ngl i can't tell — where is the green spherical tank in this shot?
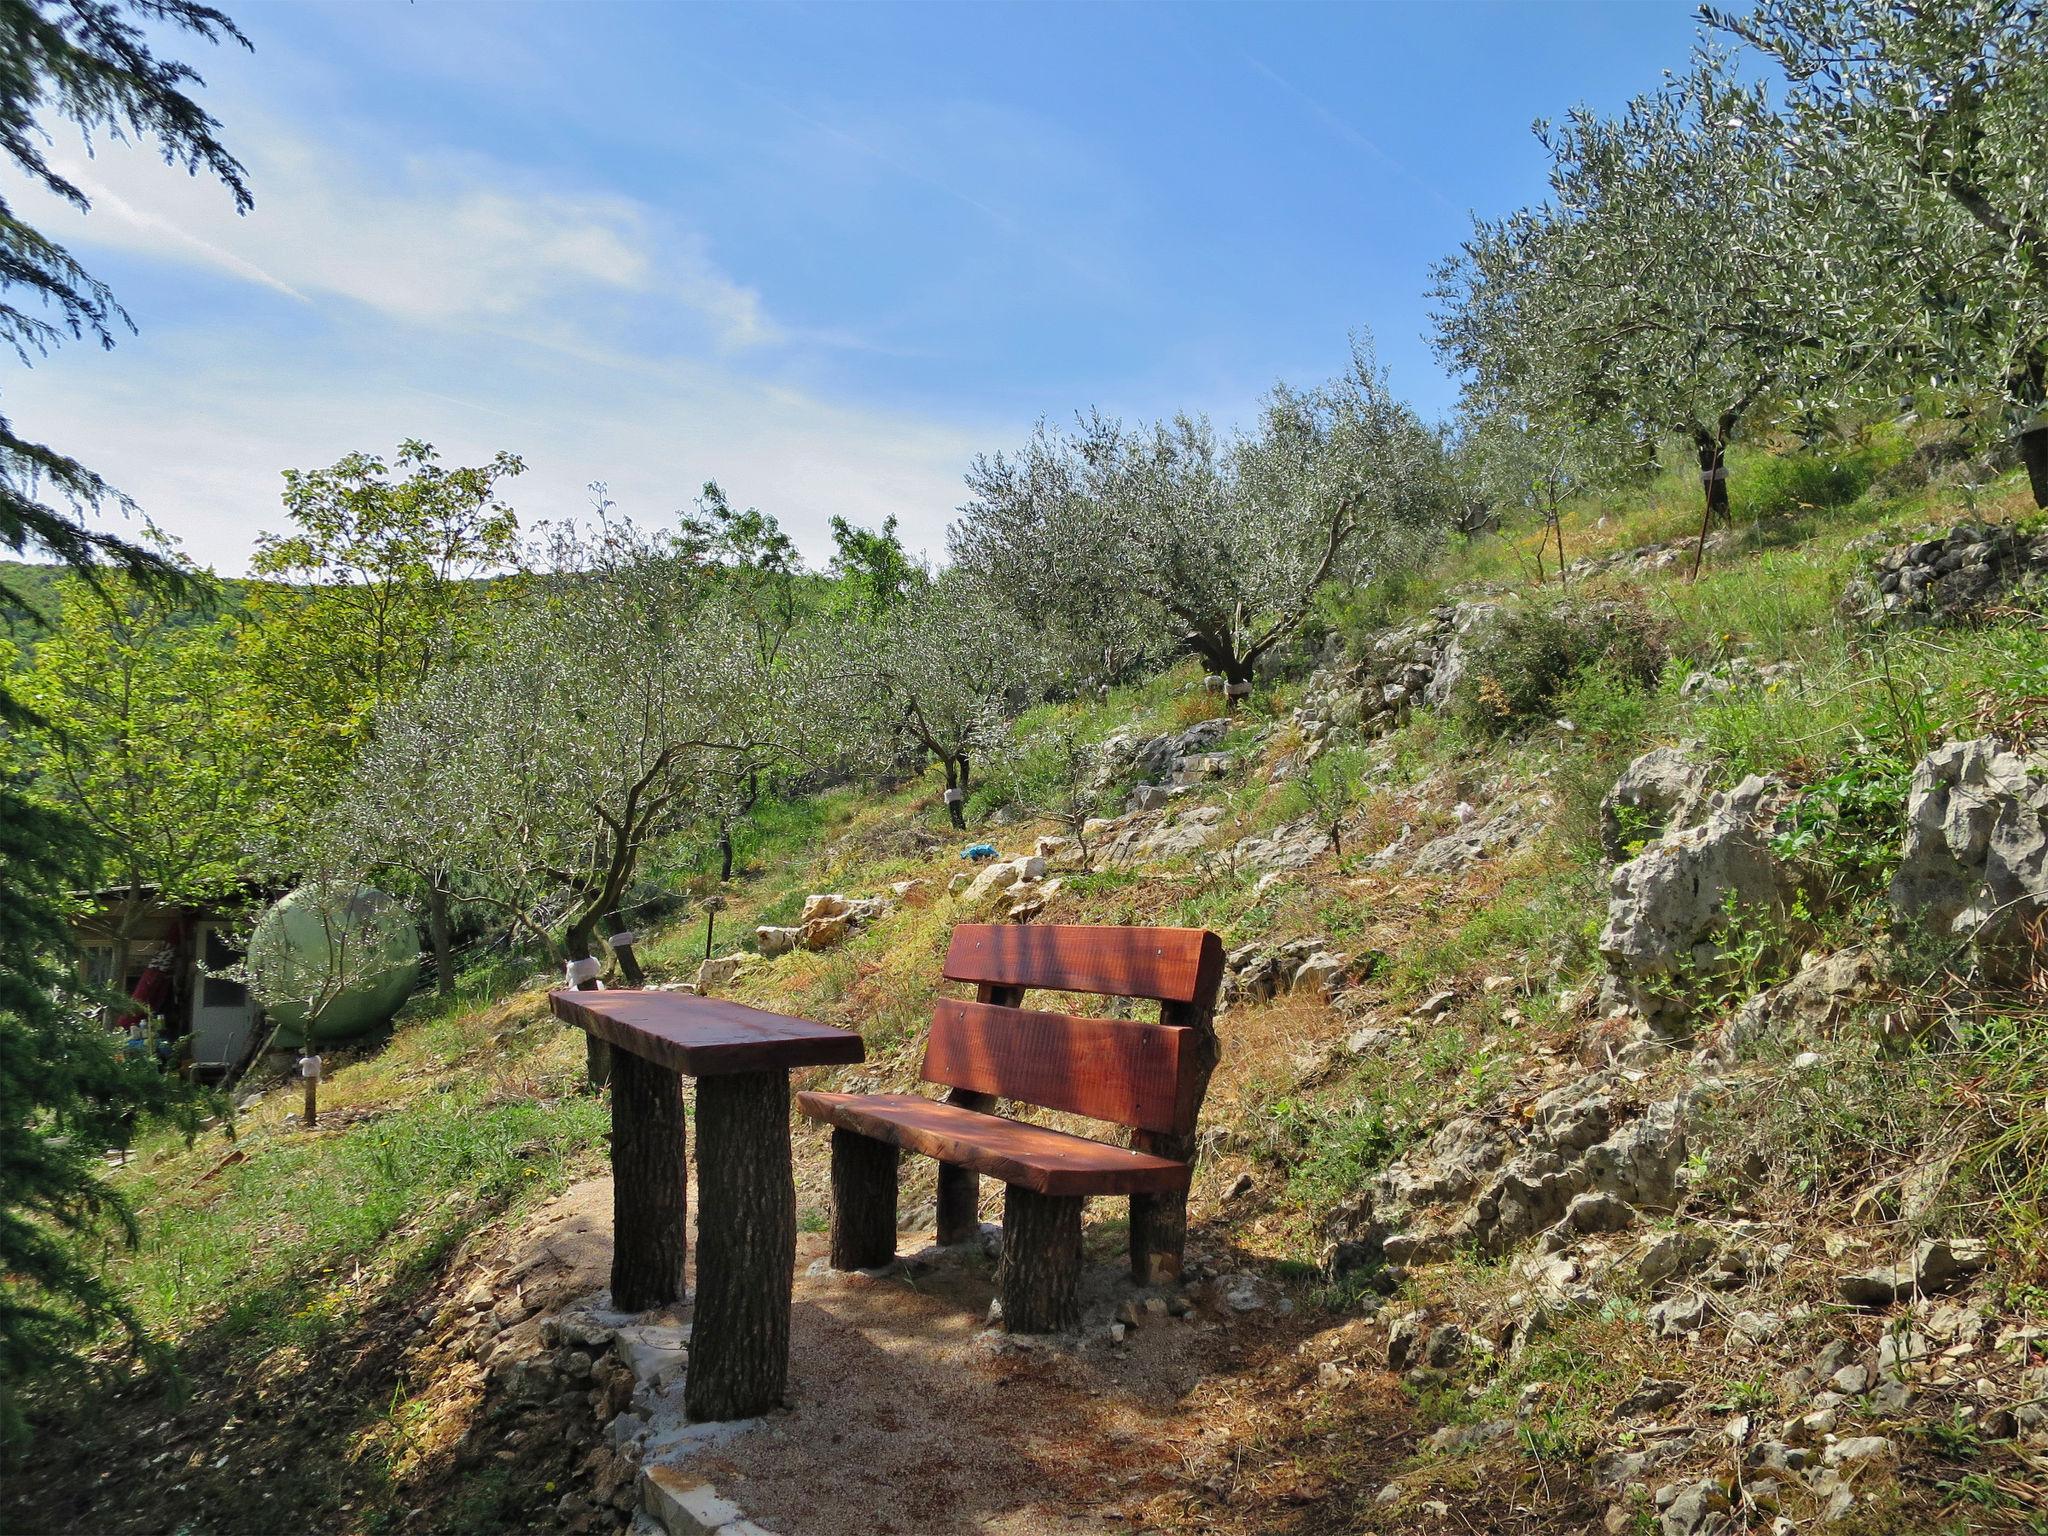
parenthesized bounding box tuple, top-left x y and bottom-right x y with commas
(249, 885, 421, 1048)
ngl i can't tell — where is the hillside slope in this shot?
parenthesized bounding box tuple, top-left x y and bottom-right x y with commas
(8, 441, 2048, 1536)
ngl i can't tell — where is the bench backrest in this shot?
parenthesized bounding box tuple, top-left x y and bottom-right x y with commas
(923, 924, 1224, 1139)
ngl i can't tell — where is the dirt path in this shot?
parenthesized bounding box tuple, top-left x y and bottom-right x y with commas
(5, 1176, 1463, 1536)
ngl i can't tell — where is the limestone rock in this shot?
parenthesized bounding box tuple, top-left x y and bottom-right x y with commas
(1892, 738, 2048, 977)
(1322, 1072, 1689, 1271)
(1843, 521, 2048, 626)
(1411, 804, 1532, 876)
(693, 953, 755, 993)
(1836, 1237, 1989, 1306)
(1727, 948, 1882, 1049)
(799, 893, 851, 924)
(959, 859, 1022, 908)
(1602, 746, 1713, 864)
(1599, 775, 1789, 1036)
(1290, 949, 1350, 998)
(800, 912, 852, 950)
(754, 925, 802, 957)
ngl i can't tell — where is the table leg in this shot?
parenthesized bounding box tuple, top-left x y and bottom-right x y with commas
(610, 1048, 688, 1312)
(686, 1068, 795, 1421)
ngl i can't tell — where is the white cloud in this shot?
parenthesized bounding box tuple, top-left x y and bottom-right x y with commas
(0, 88, 995, 573)
(10, 326, 986, 574)
(16, 114, 779, 350)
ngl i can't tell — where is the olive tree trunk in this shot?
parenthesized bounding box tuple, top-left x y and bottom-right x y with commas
(2021, 424, 2048, 510)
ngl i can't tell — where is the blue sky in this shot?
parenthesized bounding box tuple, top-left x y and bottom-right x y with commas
(12, 0, 1705, 573)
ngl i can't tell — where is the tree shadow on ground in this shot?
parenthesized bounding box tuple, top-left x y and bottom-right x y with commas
(0, 1182, 581, 1536)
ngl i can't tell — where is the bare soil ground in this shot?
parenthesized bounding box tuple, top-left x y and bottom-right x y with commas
(5, 1172, 1612, 1536)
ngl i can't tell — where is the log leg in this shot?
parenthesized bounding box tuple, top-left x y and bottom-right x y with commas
(687, 1069, 796, 1422)
(998, 1185, 1084, 1334)
(937, 1087, 995, 1245)
(609, 1049, 688, 1312)
(1129, 1133, 1197, 1285)
(829, 1128, 899, 1270)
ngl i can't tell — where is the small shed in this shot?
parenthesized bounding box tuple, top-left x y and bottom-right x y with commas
(72, 884, 269, 1084)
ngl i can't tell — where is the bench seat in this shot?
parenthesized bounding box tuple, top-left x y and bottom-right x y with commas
(797, 1090, 1192, 1197)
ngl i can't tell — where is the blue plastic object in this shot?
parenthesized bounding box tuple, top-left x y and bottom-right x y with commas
(962, 842, 998, 861)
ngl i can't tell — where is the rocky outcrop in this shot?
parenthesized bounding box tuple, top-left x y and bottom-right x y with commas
(1222, 936, 1351, 1007)
(1563, 529, 1736, 583)
(1601, 746, 1714, 863)
(1843, 521, 2048, 626)
(1891, 738, 2048, 977)
(756, 892, 891, 956)
(1724, 947, 1883, 1050)
(1410, 802, 1533, 875)
(1289, 602, 1501, 748)
(1322, 1071, 1690, 1272)
(1092, 718, 1231, 803)
(1599, 775, 1790, 1037)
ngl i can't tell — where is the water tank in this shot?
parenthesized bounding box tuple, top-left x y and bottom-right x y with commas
(249, 885, 421, 1048)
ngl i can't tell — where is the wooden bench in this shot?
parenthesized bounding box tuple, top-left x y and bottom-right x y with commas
(798, 922, 1224, 1332)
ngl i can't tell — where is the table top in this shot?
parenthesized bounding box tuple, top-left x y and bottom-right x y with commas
(548, 988, 866, 1077)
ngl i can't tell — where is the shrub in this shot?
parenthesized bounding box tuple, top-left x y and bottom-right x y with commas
(1458, 598, 1669, 737)
(1738, 447, 1876, 519)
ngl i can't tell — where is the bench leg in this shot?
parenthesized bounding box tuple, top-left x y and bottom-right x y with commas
(687, 1069, 796, 1422)
(1129, 1127, 1193, 1285)
(1127, 1191, 1188, 1286)
(936, 1087, 995, 1245)
(609, 1049, 687, 1312)
(999, 1186, 1083, 1333)
(829, 1128, 899, 1270)
(936, 1163, 980, 1246)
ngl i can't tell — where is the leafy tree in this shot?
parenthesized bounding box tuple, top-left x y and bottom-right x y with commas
(951, 419, 1166, 689)
(10, 571, 266, 982)
(340, 516, 825, 1070)
(863, 564, 1047, 829)
(0, 0, 250, 1452)
(0, 0, 248, 608)
(1454, 410, 1621, 587)
(1432, 54, 1833, 574)
(1283, 744, 1369, 857)
(827, 513, 919, 621)
(677, 481, 802, 880)
(957, 337, 1448, 703)
(241, 439, 523, 820)
(1711, 0, 2048, 505)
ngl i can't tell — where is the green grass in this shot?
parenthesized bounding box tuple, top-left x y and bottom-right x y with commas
(121, 1084, 605, 1349)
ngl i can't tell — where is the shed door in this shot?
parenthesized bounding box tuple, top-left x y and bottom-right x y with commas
(189, 923, 259, 1068)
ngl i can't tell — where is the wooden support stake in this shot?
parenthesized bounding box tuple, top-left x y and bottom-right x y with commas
(609, 1049, 688, 1312)
(828, 1128, 899, 1270)
(687, 1069, 796, 1422)
(999, 1184, 1083, 1334)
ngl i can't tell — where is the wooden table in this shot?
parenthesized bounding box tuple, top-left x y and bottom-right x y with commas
(548, 988, 864, 1421)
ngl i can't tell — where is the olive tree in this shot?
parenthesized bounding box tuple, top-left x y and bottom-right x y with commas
(1711, 0, 2048, 504)
(1432, 54, 1834, 574)
(956, 337, 1448, 703)
(1454, 409, 1625, 587)
(858, 563, 1047, 829)
(334, 516, 822, 1070)
(952, 419, 1165, 689)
